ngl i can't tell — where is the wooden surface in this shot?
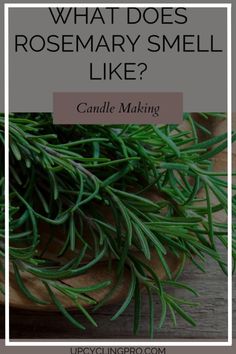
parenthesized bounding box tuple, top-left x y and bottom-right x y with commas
(4, 249, 181, 311)
(1, 243, 235, 340)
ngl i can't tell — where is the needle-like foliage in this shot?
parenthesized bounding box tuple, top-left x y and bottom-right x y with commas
(0, 113, 235, 337)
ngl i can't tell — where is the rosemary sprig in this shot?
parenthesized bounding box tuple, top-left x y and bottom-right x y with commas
(0, 113, 235, 336)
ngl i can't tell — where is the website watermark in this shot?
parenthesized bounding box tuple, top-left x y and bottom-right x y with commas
(70, 347, 166, 354)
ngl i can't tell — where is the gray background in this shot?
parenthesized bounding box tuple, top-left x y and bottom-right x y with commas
(0, 1, 234, 111)
(0, 0, 235, 348)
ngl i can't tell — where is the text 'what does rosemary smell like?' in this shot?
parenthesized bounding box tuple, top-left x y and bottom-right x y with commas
(13, 7, 224, 81)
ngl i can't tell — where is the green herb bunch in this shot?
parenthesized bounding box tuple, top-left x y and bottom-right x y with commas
(0, 113, 235, 337)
